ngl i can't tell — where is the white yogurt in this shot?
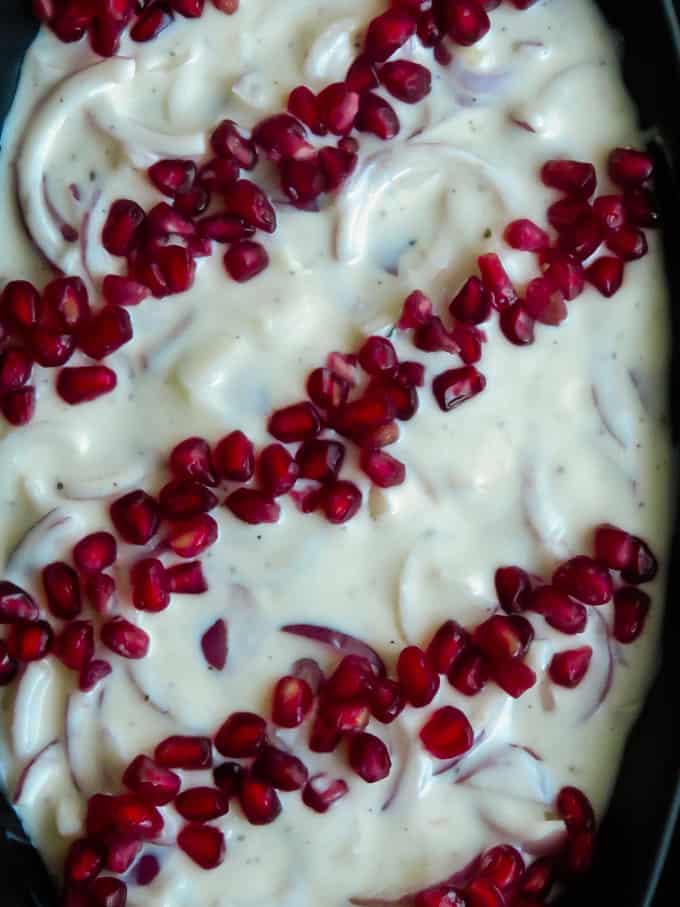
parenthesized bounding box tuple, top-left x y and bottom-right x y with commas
(0, 1, 673, 905)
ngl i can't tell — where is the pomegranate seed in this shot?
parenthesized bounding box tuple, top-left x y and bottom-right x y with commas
(370, 677, 405, 723)
(622, 535, 658, 583)
(198, 157, 239, 193)
(57, 365, 117, 404)
(398, 290, 433, 329)
(224, 180, 276, 233)
(296, 439, 345, 483)
(593, 523, 633, 570)
(593, 194, 626, 231)
(2, 387, 36, 425)
(159, 479, 218, 520)
(7, 619, 53, 661)
(135, 853, 160, 886)
(215, 712, 266, 757)
(268, 401, 321, 442)
(432, 365, 486, 411)
(65, 838, 104, 884)
(226, 488, 281, 524)
(252, 113, 310, 161)
(367, 375, 418, 420)
(606, 225, 648, 261)
(495, 566, 531, 613)
(211, 120, 257, 169)
(79, 658, 112, 692)
(499, 303, 534, 345)
(258, 444, 300, 497)
(55, 620, 94, 671)
(288, 85, 327, 135)
(491, 658, 536, 698)
(624, 187, 659, 228)
(558, 785, 596, 833)
(44, 275, 91, 331)
(356, 92, 400, 140)
(349, 732, 391, 782)
(524, 277, 567, 326)
(197, 213, 253, 244)
(416, 8, 442, 47)
(167, 513, 218, 558)
(465, 877, 505, 907)
(608, 147, 654, 187)
(306, 367, 349, 410)
(529, 586, 587, 634)
(558, 213, 605, 261)
(253, 744, 308, 791)
(544, 252, 585, 300)
(271, 675, 314, 727)
(415, 886, 465, 907)
(89, 878, 127, 907)
(302, 774, 348, 812)
(145, 202, 195, 238)
(380, 60, 432, 103)
(213, 761, 243, 796)
(448, 322, 483, 363)
(1, 280, 41, 331)
(101, 616, 149, 659)
(85, 792, 162, 839)
(549, 646, 592, 688)
(308, 713, 342, 752)
(201, 618, 227, 670)
(319, 146, 358, 192)
(155, 245, 196, 294)
(504, 218, 549, 251)
(320, 480, 362, 523)
(479, 845, 525, 891)
(613, 586, 651, 643)
(102, 199, 145, 255)
(355, 421, 401, 448)
(212, 430, 254, 482)
(130, 558, 170, 612)
(426, 621, 468, 675)
(359, 449, 405, 487)
(365, 9, 416, 62)
(73, 532, 117, 573)
(547, 197, 591, 231)
(393, 363, 422, 391)
(177, 824, 225, 869)
(521, 857, 555, 898)
(448, 648, 489, 695)
(104, 836, 142, 876)
(154, 735, 212, 769)
(449, 277, 492, 324)
(110, 490, 160, 545)
(29, 329, 75, 367)
(325, 654, 375, 702)
(474, 614, 533, 662)
(176, 786, 229, 821)
(564, 829, 595, 875)
(89, 15, 127, 57)
(442, 0, 490, 46)
(321, 698, 371, 733)
(170, 436, 217, 485)
(314, 83, 359, 136)
(0, 582, 39, 624)
(224, 240, 269, 282)
(148, 159, 196, 197)
(397, 645, 439, 706)
(123, 755, 180, 805)
(130, 5, 173, 41)
(419, 705, 473, 759)
(553, 555, 613, 605)
(585, 256, 624, 296)
(239, 774, 281, 824)
(541, 160, 596, 198)
(359, 337, 397, 376)
(43, 561, 81, 619)
(336, 395, 395, 439)
(477, 252, 518, 309)
(346, 55, 380, 94)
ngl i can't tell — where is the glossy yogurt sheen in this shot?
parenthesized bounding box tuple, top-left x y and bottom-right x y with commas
(0, 1, 673, 905)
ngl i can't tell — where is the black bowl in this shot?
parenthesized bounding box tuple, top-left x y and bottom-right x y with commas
(1, 2, 679, 905)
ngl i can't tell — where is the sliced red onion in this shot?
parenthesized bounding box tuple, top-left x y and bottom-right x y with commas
(281, 624, 386, 676)
(13, 739, 59, 804)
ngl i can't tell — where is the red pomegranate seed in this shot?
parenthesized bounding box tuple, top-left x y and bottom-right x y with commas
(524, 277, 567, 326)
(302, 774, 348, 813)
(100, 618, 149, 659)
(154, 735, 212, 769)
(252, 113, 310, 161)
(594, 524, 634, 570)
(477, 253, 518, 309)
(198, 156, 239, 192)
(308, 713, 342, 752)
(367, 376, 418, 421)
(442, 0, 490, 46)
(55, 620, 94, 671)
(325, 654, 375, 702)
(564, 830, 595, 875)
(213, 761, 243, 797)
(29, 329, 75, 367)
(319, 146, 358, 192)
(358, 336, 398, 376)
(398, 289, 433, 329)
(450, 323, 484, 364)
(558, 213, 605, 261)
(449, 277, 492, 324)
(553, 555, 613, 605)
(349, 731, 391, 782)
(224, 180, 276, 233)
(167, 514, 218, 558)
(415, 886, 465, 907)
(213, 430, 254, 482)
(316, 83, 360, 135)
(491, 658, 536, 698)
(0, 582, 38, 624)
(606, 226, 648, 261)
(473, 614, 533, 662)
(547, 197, 591, 231)
(130, 5, 173, 41)
(355, 421, 401, 449)
(65, 838, 104, 884)
(613, 586, 651, 643)
(370, 678, 405, 723)
(541, 160, 596, 198)
(504, 218, 549, 252)
(224, 240, 269, 282)
(257, 444, 299, 497)
(465, 877, 505, 907)
(288, 85, 327, 135)
(544, 252, 585, 300)
(1, 280, 42, 331)
(624, 187, 659, 228)
(239, 774, 281, 824)
(177, 824, 225, 869)
(432, 365, 486, 412)
(43, 562, 81, 619)
(500, 303, 535, 346)
(89, 15, 127, 57)
(88, 878, 127, 907)
(211, 120, 257, 169)
(166, 560, 206, 595)
(43, 275, 90, 331)
(7, 620, 53, 662)
(85, 792, 162, 840)
(148, 159, 196, 197)
(201, 618, 227, 670)
(412, 317, 457, 355)
(359, 449, 405, 487)
(79, 658, 112, 692)
(395, 362, 424, 391)
(346, 55, 380, 94)
(529, 586, 587, 634)
(306, 367, 350, 410)
(215, 712, 266, 758)
(226, 488, 281, 525)
(585, 256, 624, 296)
(593, 194, 626, 231)
(102, 275, 149, 309)
(57, 365, 117, 404)
(321, 699, 371, 733)
(495, 566, 531, 613)
(281, 156, 325, 205)
(608, 147, 654, 188)
(272, 675, 314, 727)
(170, 436, 217, 486)
(130, 558, 170, 612)
(102, 199, 145, 255)
(621, 535, 658, 583)
(176, 787, 230, 821)
(521, 857, 555, 898)
(268, 401, 321, 442)
(380, 60, 432, 103)
(73, 532, 117, 573)
(549, 646, 592, 688)
(426, 620, 469, 675)
(479, 845, 525, 891)
(110, 490, 159, 545)
(419, 706, 473, 759)
(448, 648, 488, 695)
(0, 349, 32, 394)
(253, 745, 308, 791)
(558, 786, 596, 834)
(320, 480, 362, 523)
(145, 202, 195, 238)
(296, 439, 345, 483)
(134, 853, 160, 886)
(1, 387, 36, 425)
(197, 213, 253, 243)
(397, 645, 439, 706)
(155, 245, 196, 294)
(122, 755, 181, 805)
(83, 580, 111, 618)
(356, 92, 400, 139)
(159, 479, 218, 520)
(364, 8, 417, 62)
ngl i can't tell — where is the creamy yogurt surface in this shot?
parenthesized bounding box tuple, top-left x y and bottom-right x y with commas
(0, 1, 673, 905)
